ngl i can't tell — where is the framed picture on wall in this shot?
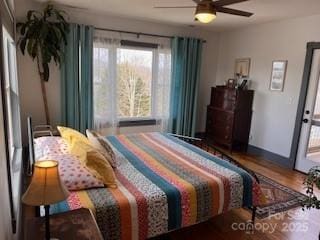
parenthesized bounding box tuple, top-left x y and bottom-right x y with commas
(270, 60, 288, 91)
(227, 78, 237, 88)
(235, 58, 251, 77)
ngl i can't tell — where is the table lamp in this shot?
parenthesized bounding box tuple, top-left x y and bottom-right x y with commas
(22, 160, 70, 240)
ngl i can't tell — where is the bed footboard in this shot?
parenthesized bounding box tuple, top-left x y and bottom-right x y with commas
(169, 133, 258, 224)
(169, 133, 259, 183)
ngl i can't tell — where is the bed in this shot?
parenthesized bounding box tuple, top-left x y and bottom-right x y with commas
(30, 126, 264, 240)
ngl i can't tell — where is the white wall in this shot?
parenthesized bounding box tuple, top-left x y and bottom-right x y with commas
(216, 14, 320, 158)
(15, 0, 220, 143)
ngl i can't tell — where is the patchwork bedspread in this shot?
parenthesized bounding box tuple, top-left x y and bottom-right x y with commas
(50, 132, 263, 240)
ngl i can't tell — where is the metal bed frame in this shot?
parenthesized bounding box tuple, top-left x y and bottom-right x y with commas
(168, 133, 258, 224)
(27, 117, 55, 176)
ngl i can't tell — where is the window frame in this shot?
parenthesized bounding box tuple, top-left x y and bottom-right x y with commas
(0, 23, 22, 235)
(2, 26, 21, 160)
(93, 39, 167, 127)
(116, 44, 156, 121)
(116, 40, 159, 124)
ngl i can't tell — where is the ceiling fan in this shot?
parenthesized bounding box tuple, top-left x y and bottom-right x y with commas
(154, 0, 253, 24)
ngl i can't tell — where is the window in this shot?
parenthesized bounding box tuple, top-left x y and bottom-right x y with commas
(117, 47, 153, 119)
(2, 26, 21, 161)
(1, 24, 22, 234)
(93, 38, 171, 130)
(93, 46, 110, 126)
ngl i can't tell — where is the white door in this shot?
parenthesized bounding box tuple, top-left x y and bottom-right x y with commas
(295, 49, 320, 173)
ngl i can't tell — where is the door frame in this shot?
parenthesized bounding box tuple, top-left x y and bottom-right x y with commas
(290, 42, 320, 170)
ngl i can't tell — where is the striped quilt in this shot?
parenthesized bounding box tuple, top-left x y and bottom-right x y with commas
(51, 132, 264, 240)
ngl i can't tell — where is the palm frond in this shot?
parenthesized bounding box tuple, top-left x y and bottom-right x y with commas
(16, 4, 69, 82)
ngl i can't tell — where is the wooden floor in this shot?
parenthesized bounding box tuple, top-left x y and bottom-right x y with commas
(154, 148, 320, 240)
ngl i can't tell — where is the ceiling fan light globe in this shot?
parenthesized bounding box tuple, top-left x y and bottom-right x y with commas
(195, 13, 216, 23)
(195, 2, 216, 23)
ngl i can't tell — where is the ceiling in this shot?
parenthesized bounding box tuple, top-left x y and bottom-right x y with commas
(38, 0, 320, 31)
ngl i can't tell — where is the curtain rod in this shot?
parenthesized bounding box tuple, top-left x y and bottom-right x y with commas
(94, 27, 206, 43)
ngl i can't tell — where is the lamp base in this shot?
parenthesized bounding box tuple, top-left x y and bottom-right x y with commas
(44, 205, 51, 240)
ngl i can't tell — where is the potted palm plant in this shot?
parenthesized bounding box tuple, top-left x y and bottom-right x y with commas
(302, 166, 320, 240)
(303, 166, 320, 209)
(17, 4, 69, 124)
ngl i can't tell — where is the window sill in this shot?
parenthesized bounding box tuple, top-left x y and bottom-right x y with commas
(118, 119, 158, 127)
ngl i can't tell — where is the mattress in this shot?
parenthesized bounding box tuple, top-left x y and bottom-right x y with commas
(46, 132, 263, 240)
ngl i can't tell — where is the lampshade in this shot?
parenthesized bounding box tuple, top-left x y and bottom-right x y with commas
(22, 160, 70, 206)
(195, 2, 216, 23)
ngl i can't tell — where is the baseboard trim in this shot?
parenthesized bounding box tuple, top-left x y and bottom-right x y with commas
(195, 132, 292, 169)
(247, 145, 292, 169)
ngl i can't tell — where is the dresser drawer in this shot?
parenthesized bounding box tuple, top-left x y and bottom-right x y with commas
(211, 98, 236, 111)
(206, 108, 233, 143)
(207, 124, 233, 143)
(211, 88, 236, 101)
(207, 107, 234, 126)
(211, 88, 237, 109)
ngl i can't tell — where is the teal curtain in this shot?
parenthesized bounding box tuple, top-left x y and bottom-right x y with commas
(61, 24, 94, 133)
(168, 37, 203, 137)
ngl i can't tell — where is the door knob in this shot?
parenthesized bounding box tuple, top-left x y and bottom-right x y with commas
(303, 119, 309, 123)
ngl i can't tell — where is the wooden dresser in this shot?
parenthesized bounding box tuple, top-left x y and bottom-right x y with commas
(206, 86, 254, 151)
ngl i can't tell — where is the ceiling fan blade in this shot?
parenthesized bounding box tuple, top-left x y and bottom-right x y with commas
(216, 6, 253, 17)
(154, 6, 196, 9)
(213, 0, 249, 7)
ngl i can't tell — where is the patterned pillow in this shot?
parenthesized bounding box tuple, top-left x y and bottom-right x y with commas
(34, 137, 70, 159)
(97, 137, 118, 167)
(38, 153, 105, 191)
(86, 130, 117, 168)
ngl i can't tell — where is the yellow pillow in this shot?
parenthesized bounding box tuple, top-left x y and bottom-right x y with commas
(57, 126, 90, 145)
(70, 140, 117, 188)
